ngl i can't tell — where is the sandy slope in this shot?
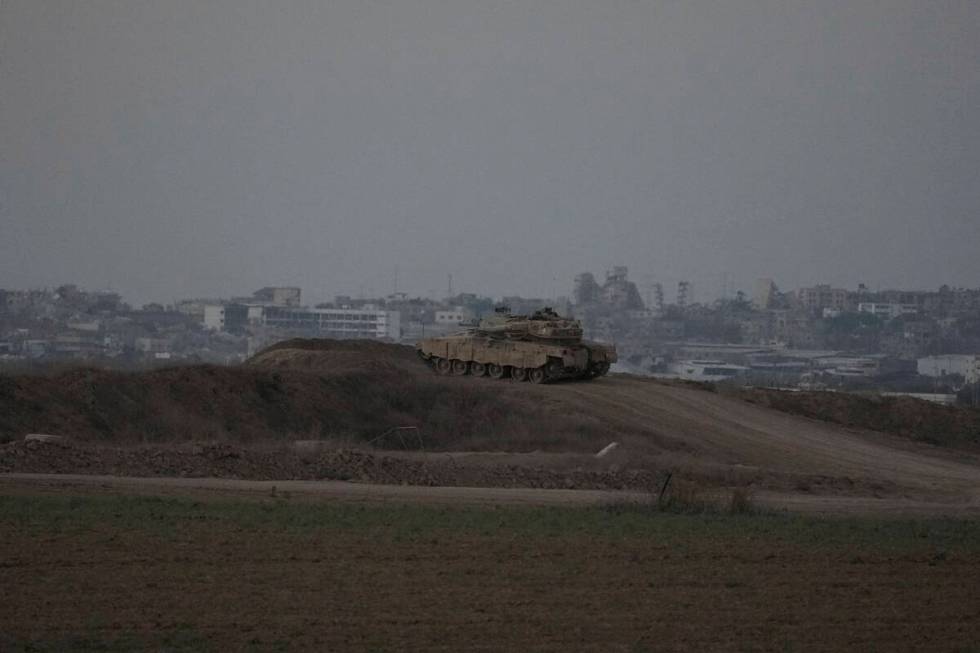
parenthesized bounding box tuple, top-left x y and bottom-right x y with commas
(530, 376, 980, 502)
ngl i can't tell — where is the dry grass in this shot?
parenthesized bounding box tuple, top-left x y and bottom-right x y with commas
(603, 476, 758, 516)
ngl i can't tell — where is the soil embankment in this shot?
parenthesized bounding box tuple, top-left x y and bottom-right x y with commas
(2, 339, 980, 511)
(0, 340, 618, 451)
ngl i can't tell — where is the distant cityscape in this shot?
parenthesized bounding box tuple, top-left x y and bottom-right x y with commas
(2, 269, 979, 404)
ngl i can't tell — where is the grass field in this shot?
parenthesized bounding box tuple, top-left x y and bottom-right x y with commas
(2, 494, 980, 652)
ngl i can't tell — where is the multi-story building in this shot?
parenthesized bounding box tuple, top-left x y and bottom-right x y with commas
(434, 307, 473, 326)
(917, 354, 980, 384)
(261, 306, 400, 340)
(797, 285, 848, 314)
(251, 287, 301, 307)
(857, 302, 918, 320)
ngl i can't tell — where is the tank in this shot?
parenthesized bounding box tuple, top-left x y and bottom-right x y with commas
(416, 307, 616, 383)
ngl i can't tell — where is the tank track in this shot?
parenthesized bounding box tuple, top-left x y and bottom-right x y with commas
(418, 352, 610, 384)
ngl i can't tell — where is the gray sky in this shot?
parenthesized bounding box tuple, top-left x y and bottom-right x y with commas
(2, 0, 978, 305)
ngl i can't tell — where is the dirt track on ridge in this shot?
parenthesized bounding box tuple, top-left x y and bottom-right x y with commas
(528, 376, 980, 503)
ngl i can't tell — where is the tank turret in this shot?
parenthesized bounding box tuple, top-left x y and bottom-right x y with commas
(475, 308, 584, 341)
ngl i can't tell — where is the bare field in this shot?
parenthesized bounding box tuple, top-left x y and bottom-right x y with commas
(2, 492, 980, 652)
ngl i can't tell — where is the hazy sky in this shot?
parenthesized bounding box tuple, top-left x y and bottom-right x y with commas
(2, 1, 978, 305)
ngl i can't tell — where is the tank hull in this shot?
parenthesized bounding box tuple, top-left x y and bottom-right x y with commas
(416, 334, 615, 383)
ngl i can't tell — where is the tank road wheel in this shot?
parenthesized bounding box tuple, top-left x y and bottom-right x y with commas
(435, 358, 452, 375)
(487, 363, 505, 379)
(510, 366, 528, 382)
(545, 360, 564, 380)
(451, 359, 470, 376)
(470, 362, 487, 377)
(528, 367, 546, 384)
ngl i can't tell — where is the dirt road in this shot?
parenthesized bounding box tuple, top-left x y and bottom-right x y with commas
(531, 376, 980, 501)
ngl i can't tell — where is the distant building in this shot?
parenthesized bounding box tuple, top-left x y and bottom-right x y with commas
(174, 298, 224, 321)
(251, 287, 301, 307)
(752, 278, 777, 310)
(135, 337, 171, 355)
(434, 307, 473, 326)
(813, 355, 884, 378)
(573, 273, 601, 305)
(601, 267, 645, 310)
(203, 305, 224, 331)
(858, 302, 918, 320)
(667, 360, 749, 382)
(261, 306, 400, 340)
(203, 303, 262, 333)
(572, 267, 644, 311)
(798, 285, 848, 313)
(917, 355, 980, 384)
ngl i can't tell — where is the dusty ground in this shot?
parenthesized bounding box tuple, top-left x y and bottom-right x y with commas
(523, 376, 980, 504)
(2, 492, 979, 652)
(3, 363, 980, 512)
(2, 339, 979, 513)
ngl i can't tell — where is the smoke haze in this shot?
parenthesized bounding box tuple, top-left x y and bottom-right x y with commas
(2, 0, 978, 303)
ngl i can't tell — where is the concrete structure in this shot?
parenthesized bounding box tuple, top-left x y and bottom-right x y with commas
(798, 285, 848, 313)
(203, 303, 252, 333)
(917, 355, 980, 383)
(813, 356, 882, 378)
(252, 287, 301, 307)
(858, 302, 918, 320)
(573, 272, 601, 305)
(135, 337, 171, 354)
(262, 306, 400, 340)
(175, 298, 224, 321)
(667, 360, 749, 382)
(203, 305, 225, 331)
(434, 307, 473, 326)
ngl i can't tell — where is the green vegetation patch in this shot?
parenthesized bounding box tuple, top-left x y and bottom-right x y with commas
(3, 493, 980, 555)
(0, 627, 211, 653)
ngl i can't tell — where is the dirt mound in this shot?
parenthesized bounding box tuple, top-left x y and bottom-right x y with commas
(255, 337, 415, 358)
(0, 340, 621, 452)
(248, 339, 422, 376)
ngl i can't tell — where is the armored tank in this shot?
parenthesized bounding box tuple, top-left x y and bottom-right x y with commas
(416, 307, 616, 383)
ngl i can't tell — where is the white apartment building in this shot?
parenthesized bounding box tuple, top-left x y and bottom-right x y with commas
(858, 302, 918, 320)
(262, 306, 400, 340)
(203, 305, 227, 331)
(434, 307, 473, 325)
